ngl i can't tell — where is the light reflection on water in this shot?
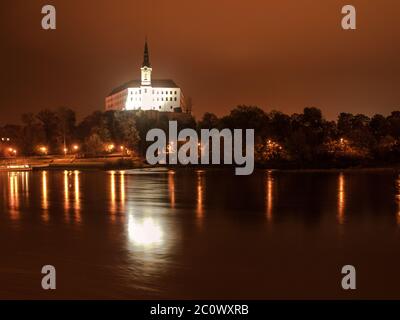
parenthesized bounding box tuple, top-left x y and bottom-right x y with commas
(196, 170, 205, 224)
(120, 171, 125, 211)
(265, 170, 273, 222)
(168, 170, 175, 209)
(337, 172, 345, 225)
(109, 170, 116, 217)
(73, 170, 81, 223)
(396, 174, 400, 226)
(3, 169, 400, 228)
(41, 171, 49, 223)
(62, 170, 81, 225)
(1, 169, 400, 298)
(64, 170, 70, 212)
(127, 216, 163, 246)
(8, 172, 19, 219)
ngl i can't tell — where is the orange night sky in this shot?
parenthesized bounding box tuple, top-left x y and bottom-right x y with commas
(1, 0, 400, 123)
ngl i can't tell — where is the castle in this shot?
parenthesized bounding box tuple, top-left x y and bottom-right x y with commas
(105, 41, 185, 113)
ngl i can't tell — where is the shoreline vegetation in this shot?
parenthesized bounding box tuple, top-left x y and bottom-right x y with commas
(1, 155, 400, 173)
(2, 105, 400, 171)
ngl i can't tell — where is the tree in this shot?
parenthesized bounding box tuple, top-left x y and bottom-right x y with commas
(370, 114, 389, 140)
(198, 113, 220, 130)
(221, 105, 269, 143)
(77, 111, 104, 139)
(57, 107, 76, 147)
(267, 110, 291, 141)
(387, 111, 400, 139)
(285, 108, 327, 162)
(21, 113, 45, 155)
(84, 133, 105, 156)
(115, 111, 140, 151)
(36, 109, 60, 152)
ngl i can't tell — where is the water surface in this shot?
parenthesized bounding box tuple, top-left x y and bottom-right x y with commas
(1, 169, 400, 299)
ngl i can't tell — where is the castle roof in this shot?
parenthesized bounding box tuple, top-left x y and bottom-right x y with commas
(107, 79, 179, 96)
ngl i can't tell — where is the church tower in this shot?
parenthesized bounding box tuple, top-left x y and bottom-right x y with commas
(141, 40, 152, 86)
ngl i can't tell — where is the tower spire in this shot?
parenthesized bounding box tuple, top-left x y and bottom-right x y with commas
(142, 38, 151, 68)
(141, 38, 152, 86)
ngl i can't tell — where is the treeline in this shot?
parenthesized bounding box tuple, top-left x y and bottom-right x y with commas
(0, 107, 195, 157)
(1, 106, 400, 168)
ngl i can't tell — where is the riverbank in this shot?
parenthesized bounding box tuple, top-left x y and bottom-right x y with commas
(1, 155, 400, 173)
(0, 155, 147, 171)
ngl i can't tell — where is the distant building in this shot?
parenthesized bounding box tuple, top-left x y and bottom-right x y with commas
(105, 40, 184, 113)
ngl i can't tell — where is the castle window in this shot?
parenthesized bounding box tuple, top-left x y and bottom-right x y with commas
(174, 97, 177, 101)
(174, 91, 177, 94)
(159, 106, 161, 109)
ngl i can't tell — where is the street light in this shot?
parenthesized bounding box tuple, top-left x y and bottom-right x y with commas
(107, 144, 115, 152)
(7, 148, 17, 156)
(39, 146, 48, 155)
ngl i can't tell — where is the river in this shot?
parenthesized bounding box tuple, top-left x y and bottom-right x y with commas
(1, 169, 400, 299)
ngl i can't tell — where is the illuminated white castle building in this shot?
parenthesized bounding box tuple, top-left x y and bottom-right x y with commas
(105, 41, 183, 113)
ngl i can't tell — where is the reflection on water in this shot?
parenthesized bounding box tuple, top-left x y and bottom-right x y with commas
(127, 216, 163, 246)
(120, 171, 125, 211)
(73, 170, 81, 223)
(8, 172, 31, 220)
(3, 169, 400, 299)
(337, 173, 345, 225)
(168, 170, 175, 209)
(8, 173, 19, 219)
(265, 170, 273, 222)
(196, 170, 205, 223)
(396, 174, 400, 225)
(108, 170, 126, 222)
(42, 171, 49, 222)
(41, 171, 48, 209)
(110, 170, 116, 216)
(64, 171, 70, 211)
(21, 171, 29, 199)
(62, 170, 82, 224)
